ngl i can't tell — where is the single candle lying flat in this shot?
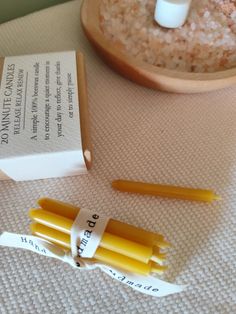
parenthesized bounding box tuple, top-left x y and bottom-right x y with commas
(112, 180, 221, 203)
(37, 197, 170, 248)
(30, 223, 167, 275)
(29, 208, 164, 264)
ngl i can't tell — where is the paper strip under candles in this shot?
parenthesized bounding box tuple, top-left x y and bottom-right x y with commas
(0, 232, 185, 297)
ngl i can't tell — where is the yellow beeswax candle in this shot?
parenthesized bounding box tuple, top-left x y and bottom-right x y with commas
(30, 222, 71, 249)
(29, 208, 164, 264)
(30, 223, 167, 275)
(112, 180, 221, 202)
(37, 197, 170, 248)
(94, 247, 167, 276)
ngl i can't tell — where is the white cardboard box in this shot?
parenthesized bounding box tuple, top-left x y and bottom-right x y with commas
(0, 51, 92, 181)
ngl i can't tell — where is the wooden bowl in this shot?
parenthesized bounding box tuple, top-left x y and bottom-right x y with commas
(80, 0, 236, 93)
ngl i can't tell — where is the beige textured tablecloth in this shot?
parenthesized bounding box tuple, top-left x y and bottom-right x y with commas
(0, 1, 236, 313)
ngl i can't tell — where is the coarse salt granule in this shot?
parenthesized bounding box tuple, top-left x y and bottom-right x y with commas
(100, 0, 236, 73)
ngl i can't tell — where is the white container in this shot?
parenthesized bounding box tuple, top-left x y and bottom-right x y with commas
(154, 0, 192, 28)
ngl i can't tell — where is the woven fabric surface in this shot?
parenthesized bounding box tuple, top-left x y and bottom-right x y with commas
(0, 1, 236, 313)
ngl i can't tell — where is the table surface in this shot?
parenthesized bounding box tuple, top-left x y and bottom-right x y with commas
(0, 1, 236, 313)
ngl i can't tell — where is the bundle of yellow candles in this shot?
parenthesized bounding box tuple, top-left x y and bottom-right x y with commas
(29, 198, 170, 276)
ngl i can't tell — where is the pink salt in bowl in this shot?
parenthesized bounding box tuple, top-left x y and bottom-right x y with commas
(81, 0, 236, 93)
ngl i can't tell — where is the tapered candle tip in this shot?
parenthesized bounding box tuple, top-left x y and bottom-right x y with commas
(154, 239, 172, 249)
(213, 194, 222, 201)
(151, 264, 168, 274)
(151, 252, 166, 264)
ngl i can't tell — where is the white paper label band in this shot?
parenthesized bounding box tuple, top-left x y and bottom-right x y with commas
(71, 209, 109, 259)
(1, 222, 187, 297)
(0, 232, 76, 266)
